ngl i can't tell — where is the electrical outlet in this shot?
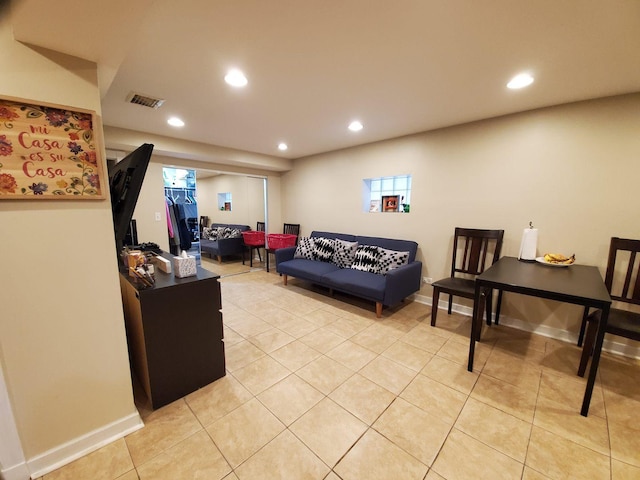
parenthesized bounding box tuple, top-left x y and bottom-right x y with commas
(423, 277, 433, 284)
(154, 212, 161, 221)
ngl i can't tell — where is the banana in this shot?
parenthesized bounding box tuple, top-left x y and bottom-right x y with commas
(544, 253, 575, 264)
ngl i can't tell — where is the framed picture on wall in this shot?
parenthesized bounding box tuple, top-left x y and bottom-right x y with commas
(0, 95, 105, 199)
(369, 199, 380, 212)
(382, 195, 399, 212)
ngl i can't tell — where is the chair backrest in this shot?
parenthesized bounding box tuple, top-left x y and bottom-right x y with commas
(604, 237, 640, 306)
(257, 221, 265, 232)
(283, 223, 301, 244)
(451, 228, 504, 278)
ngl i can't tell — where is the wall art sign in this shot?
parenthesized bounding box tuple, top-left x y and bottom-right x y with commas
(0, 96, 105, 199)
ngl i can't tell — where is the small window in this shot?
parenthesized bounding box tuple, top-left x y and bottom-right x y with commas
(363, 175, 411, 213)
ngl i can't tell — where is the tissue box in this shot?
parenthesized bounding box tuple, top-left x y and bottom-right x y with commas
(173, 254, 197, 278)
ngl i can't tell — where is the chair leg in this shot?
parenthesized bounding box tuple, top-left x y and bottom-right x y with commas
(447, 295, 453, 314)
(431, 287, 440, 326)
(257, 247, 262, 262)
(577, 307, 590, 347)
(577, 319, 598, 377)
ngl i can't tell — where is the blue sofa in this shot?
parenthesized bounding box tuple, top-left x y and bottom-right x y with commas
(200, 223, 251, 263)
(275, 230, 422, 317)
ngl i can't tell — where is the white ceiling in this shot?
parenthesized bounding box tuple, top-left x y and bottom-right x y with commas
(11, 0, 640, 163)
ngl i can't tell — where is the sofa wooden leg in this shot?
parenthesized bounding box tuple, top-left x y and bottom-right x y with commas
(376, 302, 382, 318)
(283, 275, 288, 286)
(217, 255, 222, 264)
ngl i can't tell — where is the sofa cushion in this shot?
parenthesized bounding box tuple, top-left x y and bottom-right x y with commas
(313, 237, 335, 262)
(332, 239, 359, 269)
(324, 268, 387, 302)
(377, 247, 410, 274)
(278, 258, 340, 283)
(351, 245, 382, 274)
(295, 237, 316, 260)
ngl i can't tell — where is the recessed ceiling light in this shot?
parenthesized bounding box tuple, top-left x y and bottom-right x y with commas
(507, 73, 534, 89)
(225, 69, 248, 87)
(278, 143, 288, 151)
(348, 120, 363, 132)
(167, 117, 185, 127)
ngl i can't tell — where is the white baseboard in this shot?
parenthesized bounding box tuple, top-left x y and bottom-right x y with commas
(27, 411, 143, 479)
(413, 294, 640, 360)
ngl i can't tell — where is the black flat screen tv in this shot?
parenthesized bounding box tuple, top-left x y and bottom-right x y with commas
(108, 143, 154, 253)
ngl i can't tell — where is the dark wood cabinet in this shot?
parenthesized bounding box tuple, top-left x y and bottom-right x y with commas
(119, 262, 225, 409)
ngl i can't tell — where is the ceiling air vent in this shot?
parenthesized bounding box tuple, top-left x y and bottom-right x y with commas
(127, 92, 165, 109)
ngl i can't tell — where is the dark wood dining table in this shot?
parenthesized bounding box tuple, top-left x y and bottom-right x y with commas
(467, 256, 611, 416)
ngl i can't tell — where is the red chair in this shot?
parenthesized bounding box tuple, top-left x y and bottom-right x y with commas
(242, 221, 265, 267)
(266, 223, 300, 272)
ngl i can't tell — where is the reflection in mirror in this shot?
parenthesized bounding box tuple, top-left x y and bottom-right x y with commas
(163, 167, 200, 259)
(196, 172, 266, 231)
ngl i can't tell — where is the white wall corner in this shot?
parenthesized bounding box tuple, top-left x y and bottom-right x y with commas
(1, 462, 31, 480)
(26, 411, 143, 479)
(0, 363, 28, 480)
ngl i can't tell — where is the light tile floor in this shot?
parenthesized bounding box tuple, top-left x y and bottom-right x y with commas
(41, 260, 640, 480)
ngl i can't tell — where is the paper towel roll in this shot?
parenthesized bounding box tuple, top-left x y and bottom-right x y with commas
(518, 227, 538, 261)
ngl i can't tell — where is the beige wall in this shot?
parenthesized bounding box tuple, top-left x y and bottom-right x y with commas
(0, 10, 138, 472)
(282, 94, 640, 336)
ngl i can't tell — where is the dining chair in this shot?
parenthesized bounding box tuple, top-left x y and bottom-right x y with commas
(266, 223, 300, 272)
(282, 223, 301, 244)
(577, 237, 640, 376)
(431, 227, 504, 329)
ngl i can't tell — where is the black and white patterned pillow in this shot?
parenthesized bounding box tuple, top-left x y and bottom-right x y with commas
(228, 228, 241, 238)
(377, 247, 410, 274)
(350, 245, 382, 273)
(313, 237, 335, 262)
(332, 239, 359, 268)
(294, 237, 316, 259)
